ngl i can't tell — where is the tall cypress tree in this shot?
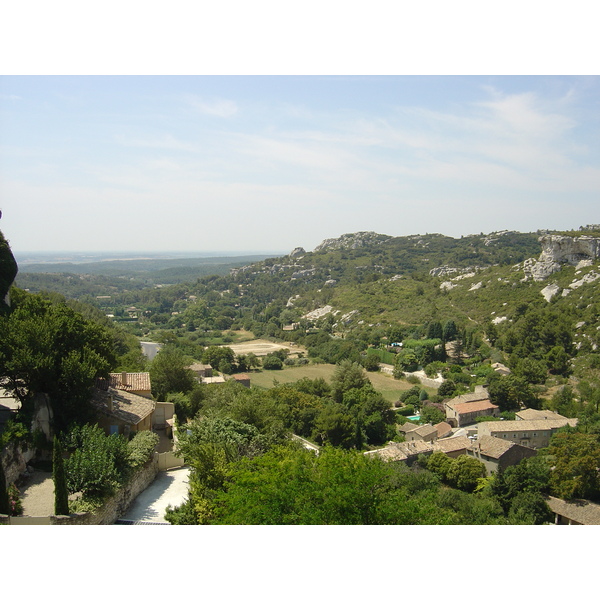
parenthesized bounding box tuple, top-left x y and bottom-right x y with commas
(53, 437, 70, 515)
(0, 455, 9, 514)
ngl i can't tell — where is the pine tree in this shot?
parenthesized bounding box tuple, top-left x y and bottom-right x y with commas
(53, 437, 70, 515)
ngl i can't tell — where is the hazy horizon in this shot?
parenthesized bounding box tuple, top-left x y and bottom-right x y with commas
(2, 75, 599, 256)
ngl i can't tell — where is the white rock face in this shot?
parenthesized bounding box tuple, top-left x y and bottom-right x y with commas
(520, 234, 600, 281)
(469, 281, 483, 291)
(289, 247, 306, 258)
(541, 283, 561, 302)
(569, 271, 600, 289)
(492, 316, 508, 325)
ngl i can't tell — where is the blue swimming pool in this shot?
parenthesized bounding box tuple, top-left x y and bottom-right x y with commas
(407, 415, 421, 422)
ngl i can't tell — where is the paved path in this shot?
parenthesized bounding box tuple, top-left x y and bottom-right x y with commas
(119, 467, 190, 524)
(19, 471, 55, 516)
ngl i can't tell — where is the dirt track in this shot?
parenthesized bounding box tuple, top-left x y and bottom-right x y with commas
(226, 339, 302, 357)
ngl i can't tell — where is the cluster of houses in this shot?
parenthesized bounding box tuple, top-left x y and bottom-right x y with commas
(363, 384, 598, 524)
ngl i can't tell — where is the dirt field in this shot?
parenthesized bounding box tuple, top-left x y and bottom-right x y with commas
(226, 339, 303, 357)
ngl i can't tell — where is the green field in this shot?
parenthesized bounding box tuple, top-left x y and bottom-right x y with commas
(248, 363, 430, 405)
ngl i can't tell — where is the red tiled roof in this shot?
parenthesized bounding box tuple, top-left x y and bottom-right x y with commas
(108, 372, 151, 392)
(452, 399, 498, 415)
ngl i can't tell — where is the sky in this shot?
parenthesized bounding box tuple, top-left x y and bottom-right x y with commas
(1, 74, 599, 255)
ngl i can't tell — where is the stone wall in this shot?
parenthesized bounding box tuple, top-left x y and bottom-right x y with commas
(1, 453, 160, 525)
(1, 440, 35, 486)
(83, 454, 160, 525)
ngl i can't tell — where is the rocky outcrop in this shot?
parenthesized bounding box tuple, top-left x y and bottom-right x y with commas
(0, 229, 18, 312)
(519, 234, 600, 281)
(289, 247, 305, 258)
(313, 231, 391, 253)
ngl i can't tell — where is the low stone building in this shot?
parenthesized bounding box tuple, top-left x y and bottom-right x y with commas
(189, 363, 213, 380)
(466, 435, 537, 474)
(431, 436, 472, 458)
(405, 423, 438, 443)
(545, 496, 600, 525)
(445, 398, 500, 427)
(91, 387, 156, 437)
(478, 416, 578, 450)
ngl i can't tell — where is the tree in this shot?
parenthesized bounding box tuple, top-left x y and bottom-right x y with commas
(262, 355, 283, 370)
(507, 491, 552, 524)
(544, 431, 600, 501)
(446, 455, 486, 492)
(330, 360, 371, 403)
(0, 456, 9, 515)
(53, 436, 70, 515)
(0, 292, 116, 431)
(419, 404, 446, 425)
(149, 346, 196, 401)
(488, 375, 539, 413)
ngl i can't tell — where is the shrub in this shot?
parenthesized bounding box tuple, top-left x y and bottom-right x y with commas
(263, 355, 283, 370)
(64, 424, 130, 500)
(128, 431, 160, 469)
(7, 484, 23, 516)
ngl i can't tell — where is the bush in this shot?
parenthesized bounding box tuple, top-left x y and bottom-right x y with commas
(7, 484, 23, 516)
(64, 424, 130, 500)
(262, 355, 283, 370)
(128, 431, 160, 469)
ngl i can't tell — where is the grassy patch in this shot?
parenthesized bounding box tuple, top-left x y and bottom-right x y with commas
(248, 363, 425, 405)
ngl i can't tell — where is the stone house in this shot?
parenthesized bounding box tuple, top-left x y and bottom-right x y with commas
(445, 398, 500, 427)
(404, 423, 438, 443)
(189, 363, 213, 380)
(91, 387, 156, 437)
(434, 421, 453, 439)
(431, 436, 472, 458)
(466, 435, 537, 475)
(478, 417, 578, 449)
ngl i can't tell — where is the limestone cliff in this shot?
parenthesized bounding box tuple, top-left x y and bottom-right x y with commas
(0, 229, 18, 312)
(313, 231, 391, 253)
(519, 234, 600, 281)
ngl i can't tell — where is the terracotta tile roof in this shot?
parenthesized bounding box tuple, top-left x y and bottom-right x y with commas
(232, 374, 250, 380)
(481, 418, 577, 433)
(99, 372, 152, 392)
(434, 422, 452, 438)
(432, 436, 472, 453)
(189, 363, 212, 372)
(365, 440, 432, 462)
(515, 408, 565, 421)
(399, 422, 419, 433)
(445, 388, 489, 407)
(451, 399, 498, 415)
(412, 424, 438, 437)
(545, 496, 600, 525)
(469, 435, 516, 459)
(91, 387, 155, 426)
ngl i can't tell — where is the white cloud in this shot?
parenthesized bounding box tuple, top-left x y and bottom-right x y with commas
(113, 133, 197, 151)
(185, 95, 238, 117)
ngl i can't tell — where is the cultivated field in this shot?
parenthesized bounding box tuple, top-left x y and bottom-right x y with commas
(248, 363, 431, 405)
